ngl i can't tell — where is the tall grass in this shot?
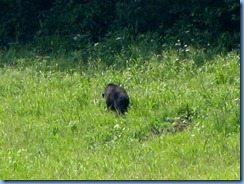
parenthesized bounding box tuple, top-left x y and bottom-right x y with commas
(0, 42, 240, 180)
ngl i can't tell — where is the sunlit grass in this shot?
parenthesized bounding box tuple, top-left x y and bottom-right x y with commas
(0, 47, 240, 180)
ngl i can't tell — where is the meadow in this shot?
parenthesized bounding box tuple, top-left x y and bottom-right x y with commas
(0, 42, 240, 179)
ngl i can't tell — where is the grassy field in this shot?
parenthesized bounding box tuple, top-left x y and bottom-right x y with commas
(0, 46, 240, 180)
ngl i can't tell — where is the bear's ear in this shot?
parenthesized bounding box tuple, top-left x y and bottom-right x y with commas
(102, 93, 105, 98)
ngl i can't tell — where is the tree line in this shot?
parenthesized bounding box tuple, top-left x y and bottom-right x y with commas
(0, 0, 239, 50)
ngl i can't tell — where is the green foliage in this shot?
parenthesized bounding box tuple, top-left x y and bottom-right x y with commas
(0, 0, 239, 49)
(0, 44, 240, 179)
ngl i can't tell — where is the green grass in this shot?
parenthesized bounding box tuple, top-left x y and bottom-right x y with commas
(0, 46, 240, 180)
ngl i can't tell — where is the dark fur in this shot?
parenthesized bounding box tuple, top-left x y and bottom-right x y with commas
(102, 83, 130, 114)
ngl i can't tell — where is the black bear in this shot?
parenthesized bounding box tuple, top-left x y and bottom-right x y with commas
(102, 83, 130, 115)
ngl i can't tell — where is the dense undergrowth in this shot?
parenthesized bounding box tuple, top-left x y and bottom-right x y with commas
(0, 37, 240, 179)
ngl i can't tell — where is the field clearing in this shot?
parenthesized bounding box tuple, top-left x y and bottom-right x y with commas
(0, 49, 240, 180)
